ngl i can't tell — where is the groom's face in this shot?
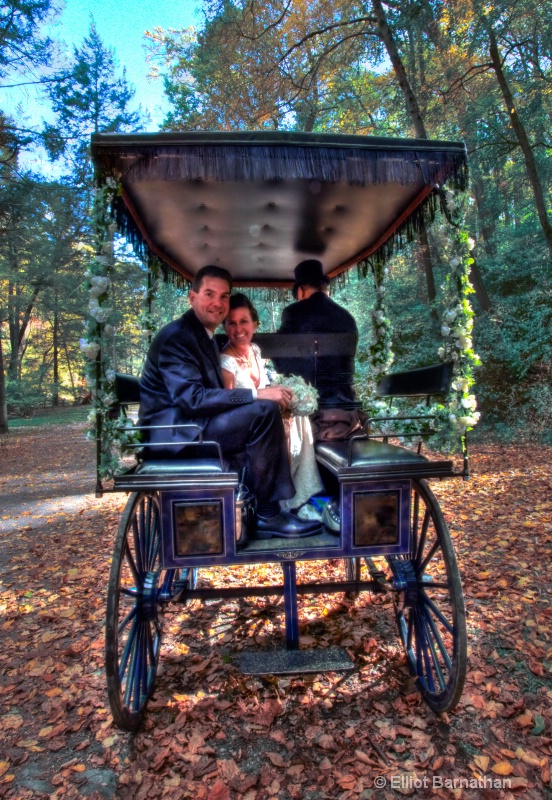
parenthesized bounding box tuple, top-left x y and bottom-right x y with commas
(190, 277, 231, 332)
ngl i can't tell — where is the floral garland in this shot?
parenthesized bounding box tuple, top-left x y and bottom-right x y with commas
(80, 178, 142, 480)
(357, 190, 480, 452)
(435, 190, 481, 448)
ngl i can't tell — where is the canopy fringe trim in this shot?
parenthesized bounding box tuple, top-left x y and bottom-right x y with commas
(95, 144, 468, 191)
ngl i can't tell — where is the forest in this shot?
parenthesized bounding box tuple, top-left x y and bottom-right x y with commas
(1, 0, 551, 442)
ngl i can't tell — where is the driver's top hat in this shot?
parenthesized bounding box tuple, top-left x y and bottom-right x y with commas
(292, 259, 328, 298)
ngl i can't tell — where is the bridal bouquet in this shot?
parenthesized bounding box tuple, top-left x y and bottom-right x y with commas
(271, 374, 319, 416)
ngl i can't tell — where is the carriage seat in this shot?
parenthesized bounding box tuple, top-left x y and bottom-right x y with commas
(314, 361, 456, 480)
(315, 438, 453, 479)
(134, 446, 225, 475)
(112, 373, 228, 480)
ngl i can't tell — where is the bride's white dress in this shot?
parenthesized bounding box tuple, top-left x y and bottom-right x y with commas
(220, 344, 323, 510)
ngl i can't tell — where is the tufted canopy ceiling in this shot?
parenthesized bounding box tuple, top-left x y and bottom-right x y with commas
(91, 131, 468, 287)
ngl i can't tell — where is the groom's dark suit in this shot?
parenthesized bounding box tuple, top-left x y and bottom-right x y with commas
(139, 308, 294, 504)
(275, 291, 358, 407)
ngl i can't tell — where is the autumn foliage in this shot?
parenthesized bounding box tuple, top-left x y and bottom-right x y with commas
(0, 422, 551, 799)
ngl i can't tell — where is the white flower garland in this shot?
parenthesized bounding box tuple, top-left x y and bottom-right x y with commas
(436, 190, 481, 446)
(82, 179, 142, 479)
(357, 191, 481, 452)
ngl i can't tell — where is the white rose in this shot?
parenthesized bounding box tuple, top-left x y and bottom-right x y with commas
(91, 306, 111, 323)
(91, 275, 110, 290)
(441, 325, 451, 337)
(450, 257, 460, 268)
(80, 339, 100, 360)
(461, 395, 477, 410)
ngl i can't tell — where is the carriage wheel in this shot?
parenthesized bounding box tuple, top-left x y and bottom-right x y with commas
(389, 479, 467, 713)
(106, 491, 179, 731)
(344, 558, 361, 600)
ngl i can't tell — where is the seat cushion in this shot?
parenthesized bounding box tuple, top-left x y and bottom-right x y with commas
(136, 458, 224, 475)
(316, 439, 428, 471)
(315, 438, 454, 479)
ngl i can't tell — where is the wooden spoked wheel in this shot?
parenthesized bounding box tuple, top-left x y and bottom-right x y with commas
(105, 491, 186, 731)
(388, 479, 467, 713)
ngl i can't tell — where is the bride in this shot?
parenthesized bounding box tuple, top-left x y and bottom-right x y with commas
(220, 293, 323, 512)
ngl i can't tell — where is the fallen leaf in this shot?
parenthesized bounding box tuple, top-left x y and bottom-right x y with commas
(491, 760, 513, 775)
(209, 779, 231, 800)
(265, 751, 286, 767)
(474, 755, 489, 772)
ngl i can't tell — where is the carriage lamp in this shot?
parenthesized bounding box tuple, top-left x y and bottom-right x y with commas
(173, 500, 224, 556)
(160, 486, 237, 566)
(353, 490, 400, 546)
(341, 479, 411, 554)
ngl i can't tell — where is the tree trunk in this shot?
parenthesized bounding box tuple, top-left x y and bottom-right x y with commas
(63, 338, 77, 399)
(487, 22, 552, 264)
(371, 0, 427, 139)
(7, 281, 42, 379)
(0, 328, 8, 435)
(372, 0, 439, 309)
(52, 303, 59, 406)
(420, 0, 494, 310)
(472, 175, 496, 256)
(469, 258, 492, 312)
(419, 222, 438, 318)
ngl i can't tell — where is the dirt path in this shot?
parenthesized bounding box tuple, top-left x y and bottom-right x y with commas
(0, 425, 551, 799)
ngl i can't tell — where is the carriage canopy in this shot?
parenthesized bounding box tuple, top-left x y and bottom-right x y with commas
(91, 130, 468, 286)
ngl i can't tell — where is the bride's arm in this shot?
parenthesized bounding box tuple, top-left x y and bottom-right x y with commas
(221, 368, 235, 389)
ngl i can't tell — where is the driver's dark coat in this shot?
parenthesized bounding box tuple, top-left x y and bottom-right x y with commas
(139, 308, 254, 446)
(274, 291, 358, 406)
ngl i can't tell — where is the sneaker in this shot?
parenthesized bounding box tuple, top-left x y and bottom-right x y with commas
(322, 499, 340, 533)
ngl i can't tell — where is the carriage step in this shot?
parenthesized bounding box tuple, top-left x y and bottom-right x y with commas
(239, 646, 354, 676)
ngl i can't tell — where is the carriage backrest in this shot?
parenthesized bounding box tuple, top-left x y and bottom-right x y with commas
(114, 372, 141, 405)
(376, 362, 454, 399)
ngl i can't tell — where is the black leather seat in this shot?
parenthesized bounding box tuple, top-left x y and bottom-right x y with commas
(315, 438, 453, 478)
(135, 457, 224, 476)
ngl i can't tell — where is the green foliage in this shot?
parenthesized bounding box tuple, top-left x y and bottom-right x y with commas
(6, 375, 50, 416)
(8, 405, 89, 428)
(44, 21, 142, 179)
(0, 0, 59, 80)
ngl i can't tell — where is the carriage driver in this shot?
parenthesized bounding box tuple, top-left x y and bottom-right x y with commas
(138, 265, 322, 539)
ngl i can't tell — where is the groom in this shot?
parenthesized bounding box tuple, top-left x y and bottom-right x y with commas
(139, 265, 321, 538)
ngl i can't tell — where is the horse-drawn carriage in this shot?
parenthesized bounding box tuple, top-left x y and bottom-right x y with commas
(89, 131, 472, 731)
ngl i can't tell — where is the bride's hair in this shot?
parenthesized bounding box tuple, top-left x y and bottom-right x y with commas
(228, 293, 259, 325)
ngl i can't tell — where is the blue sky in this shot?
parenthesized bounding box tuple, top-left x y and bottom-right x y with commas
(2, 0, 203, 131)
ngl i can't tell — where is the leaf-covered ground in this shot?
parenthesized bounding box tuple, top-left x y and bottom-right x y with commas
(0, 424, 551, 800)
